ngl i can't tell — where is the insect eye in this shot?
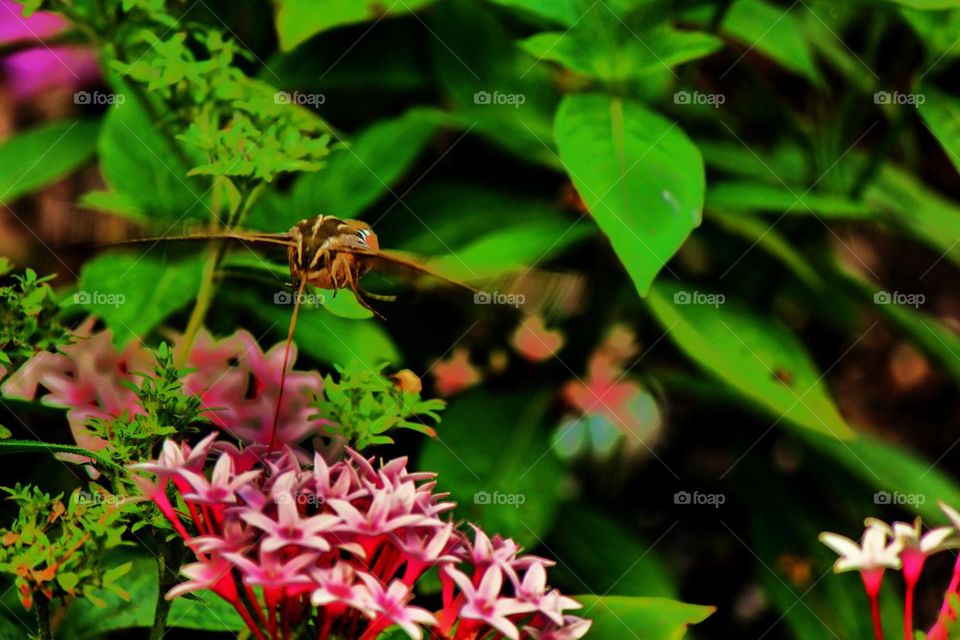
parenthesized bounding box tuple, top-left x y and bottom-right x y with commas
(356, 229, 369, 241)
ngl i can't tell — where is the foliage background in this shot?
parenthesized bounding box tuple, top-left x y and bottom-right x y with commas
(3, 0, 960, 638)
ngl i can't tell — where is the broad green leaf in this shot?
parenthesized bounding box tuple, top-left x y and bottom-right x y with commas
(917, 85, 960, 175)
(275, 0, 435, 51)
(291, 108, 445, 221)
(713, 0, 822, 85)
(78, 190, 146, 220)
(76, 252, 205, 347)
(706, 181, 875, 218)
(243, 288, 399, 366)
(801, 430, 960, 524)
(901, 8, 960, 61)
(521, 26, 722, 82)
(865, 165, 960, 268)
(393, 182, 591, 255)
(430, 0, 561, 168)
(419, 390, 565, 548)
(485, 0, 585, 25)
(887, 0, 960, 7)
(555, 93, 704, 295)
(426, 217, 592, 281)
(646, 280, 856, 439)
(577, 595, 713, 639)
(547, 505, 678, 598)
(0, 120, 99, 205)
(98, 86, 207, 220)
(698, 139, 809, 184)
(57, 553, 244, 638)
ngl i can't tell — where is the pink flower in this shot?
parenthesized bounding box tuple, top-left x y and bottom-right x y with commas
(446, 565, 530, 640)
(512, 315, 564, 362)
(0, 0, 99, 100)
(356, 574, 437, 640)
(241, 491, 339, 553)
(431, 347, 481, 396)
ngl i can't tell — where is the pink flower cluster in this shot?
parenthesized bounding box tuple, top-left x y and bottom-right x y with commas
(133, 436, 590, 640)
(1, 324, 323, 450)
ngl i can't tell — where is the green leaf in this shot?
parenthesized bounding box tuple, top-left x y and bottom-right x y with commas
(426, 216, 592, 281)
(801, 430, 960, 524)
(242, 287, 399, 366)
(76, 252, 206, 346)
(917, 85, 960, 175)
(56, 552, 245, 638)
(576, 595, 714, 639)
(0, 120, 99, 205)
(646, 280, 856, 439)
(521, 26, 722, 82)
(865, 164, 960, 268)
(713, 0, 822, 84)
(699, 139, 809, 184)
(418, 389, 564, 548)
(291, 109, 445, 222)
(430, 0, 561, 168)
(485, 0, 585, 26)
(275, 0, 436, 51)
(555, 94, 704, 295)
(887, 0, 960, 8)
(98, 85, 207, 220)
(547, 504, 678, 598)
(706, 181, 875, 218)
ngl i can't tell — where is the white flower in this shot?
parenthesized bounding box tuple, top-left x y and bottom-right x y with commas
(819, 521, 902, 573)
(881, 517, 955, 556)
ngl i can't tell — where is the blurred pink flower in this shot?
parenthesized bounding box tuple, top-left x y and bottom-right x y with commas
(1, 324, 325, 450)
(431, 347, 481, 397)
(512, 315, 564, 363)
(0, 1, 99, 100)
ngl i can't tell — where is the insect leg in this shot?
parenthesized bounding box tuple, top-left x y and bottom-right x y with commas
(345, 266, 386, 320)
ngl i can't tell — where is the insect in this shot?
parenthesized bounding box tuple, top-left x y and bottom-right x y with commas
(111, 214, 582, 448)
(120, 214, 477, 444)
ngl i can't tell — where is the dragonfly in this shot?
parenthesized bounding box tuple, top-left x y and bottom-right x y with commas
(112, 214, 583, 448)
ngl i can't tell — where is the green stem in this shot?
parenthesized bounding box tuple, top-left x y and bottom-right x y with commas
(149, 536, 182, 640)
(175, 183, 263, 367)
(35, 596, 52, 640)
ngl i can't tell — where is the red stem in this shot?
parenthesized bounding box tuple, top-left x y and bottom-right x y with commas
(870, 592, 885, 640)
(904, 581, 915, 640)
(270, 277, 306, 451)
(929, 553, 960, 639)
